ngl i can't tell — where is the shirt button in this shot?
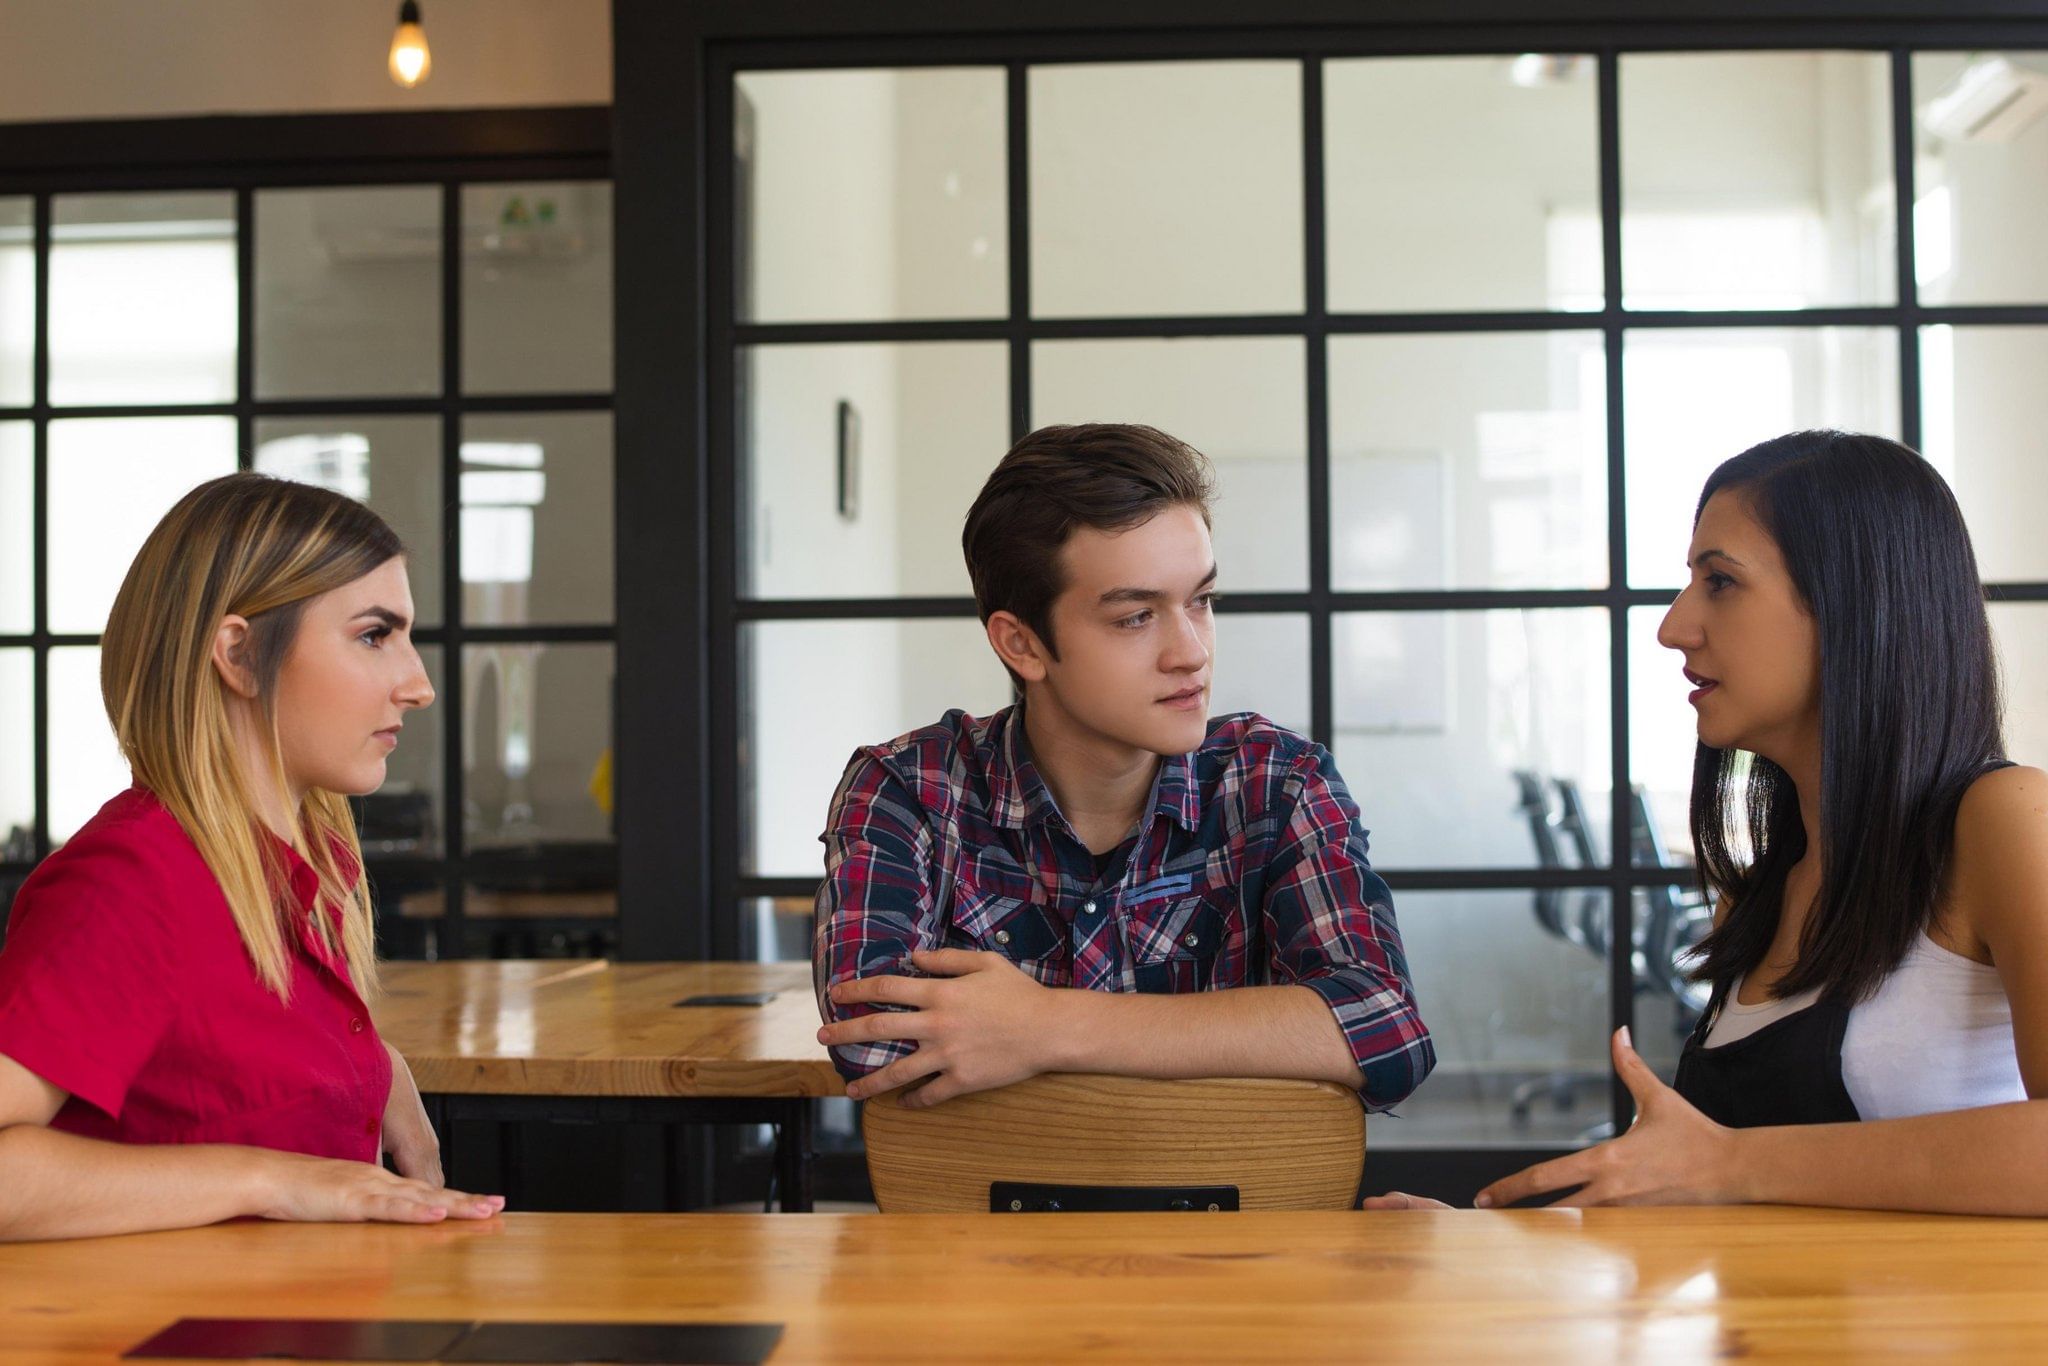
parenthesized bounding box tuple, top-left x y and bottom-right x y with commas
(349, 1017, 366, 1034)
(994, 929, 1011, 945)
(1082, 900, 1098, 915)
(364, 1116, 379, 1136)
(1183, 932, 1200, 948)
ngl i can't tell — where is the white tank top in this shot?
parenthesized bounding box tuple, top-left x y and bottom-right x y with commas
(1700, 932, 2028, 1120)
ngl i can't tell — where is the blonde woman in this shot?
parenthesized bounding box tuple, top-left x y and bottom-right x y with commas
(0, 473, 502, 1241)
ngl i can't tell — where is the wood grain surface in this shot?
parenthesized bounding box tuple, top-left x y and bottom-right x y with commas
(373, 960, 845, 1098)
(5, 1208, 2046, 1363)
(865, 1073, 1365, 1212)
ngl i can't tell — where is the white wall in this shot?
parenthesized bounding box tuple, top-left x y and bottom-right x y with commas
(0, 0, 609, 122)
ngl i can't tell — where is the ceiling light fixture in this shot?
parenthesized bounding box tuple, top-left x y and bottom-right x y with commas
(388, 1, 432, 89)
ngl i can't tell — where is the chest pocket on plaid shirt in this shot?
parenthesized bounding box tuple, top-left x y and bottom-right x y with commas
(951, 892, 1066, 973)
(1128, 892, 1232, 994)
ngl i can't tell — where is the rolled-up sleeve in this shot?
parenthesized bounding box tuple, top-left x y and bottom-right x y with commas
(1259, 747, 1434, 1111)
(811, 751, 939, 1081)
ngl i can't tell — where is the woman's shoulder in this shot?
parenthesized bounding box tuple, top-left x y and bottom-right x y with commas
(16, 788, 208, 919)
(1948, 765, 2048, 944)
(1956, 764, 2048, 838)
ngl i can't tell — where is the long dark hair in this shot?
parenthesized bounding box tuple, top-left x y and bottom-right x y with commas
(1685, 430, 2006, 1005)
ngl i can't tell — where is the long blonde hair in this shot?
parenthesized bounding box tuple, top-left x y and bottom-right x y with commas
(101, 473, 405, 999)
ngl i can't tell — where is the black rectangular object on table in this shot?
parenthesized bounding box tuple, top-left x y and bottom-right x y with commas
(989, 1181, 1241, 1213)
(446, 1321, 784, 1363)
(672, 992, 779, 1007)
(125, 1318, 472, 1361)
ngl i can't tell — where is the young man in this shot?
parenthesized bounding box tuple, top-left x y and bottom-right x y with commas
(812, 423, 1433, 1112)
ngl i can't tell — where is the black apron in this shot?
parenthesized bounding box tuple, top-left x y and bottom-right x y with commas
(1671, 992, 1861, 1128)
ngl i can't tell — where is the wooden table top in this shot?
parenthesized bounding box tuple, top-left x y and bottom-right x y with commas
(373, 960, 845, 1099)
(6, 1208, 2046, 1363)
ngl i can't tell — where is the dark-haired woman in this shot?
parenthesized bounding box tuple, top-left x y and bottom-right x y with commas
(1370, 430, 2048, 1214)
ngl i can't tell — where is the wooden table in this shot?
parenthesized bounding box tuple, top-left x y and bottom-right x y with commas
(374, 961, 843, 1211)
(8, 1208, 2048, 1362)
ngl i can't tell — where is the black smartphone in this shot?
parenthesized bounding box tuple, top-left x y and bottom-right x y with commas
(673, 992, 780, 1008)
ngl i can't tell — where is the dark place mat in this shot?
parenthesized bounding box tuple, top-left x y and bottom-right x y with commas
(447, 1322, 784, 1364)
(125, 1318, 784, 1365)
(125, 1318, 472, 1361)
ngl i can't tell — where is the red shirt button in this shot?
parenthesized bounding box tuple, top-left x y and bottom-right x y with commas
(364, 1116, 380, 1137)
(349, 1017, 365, 1034)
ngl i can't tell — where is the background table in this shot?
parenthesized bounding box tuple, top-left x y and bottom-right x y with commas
(6, 1208, 2047, 1362)
(374, 961, 843, 1210)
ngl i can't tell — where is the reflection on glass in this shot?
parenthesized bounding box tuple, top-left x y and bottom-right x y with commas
(0, 650, 31, 860)
(462, 181, 613, 393)
(254, 417, 444, 625)
(1030, 61, 1303, 318)
(1333, 608, 1612, 869)
(48, 417, 237, 635)
(1990, 604, 2048, 773)
(255, 186, 439, 399)
(50, 193, 236, 406)
(1211, 613, 1309, 737)
(463, 641, 614, 851)
(736, 68, 1007, 323)
(1, 423, 29, 634)
(49, 646, 129, 845)
(356, 643, 442, 861)
(1376, 889, 1609, 1149)
(1033, 336, 1307, 591)
(741, 341, 1007, 599)
(460, 413, 613, 626)
(1623, 327, 1897, 588)
(745, 618, 1009, 877)
(1330, 332, 1606, 590)
(1912, 53, 2048, 306)
(740, 894, 817, 963)
(0, 198, 31, 407)
(1621, 53, 1894, 308)
(1628, 604, 1696, 866)
(1326, 56, 1600, 313)
(1919, 325, 2048, 583)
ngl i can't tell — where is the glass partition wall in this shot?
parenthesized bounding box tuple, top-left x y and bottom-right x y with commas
(701, 38, 2048, 1163)
(0, 129, 616, 962)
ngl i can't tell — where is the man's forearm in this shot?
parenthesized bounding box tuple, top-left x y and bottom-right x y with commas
(1043, 984, 1364, 1090)
(1733, 1099, 2048, 1215)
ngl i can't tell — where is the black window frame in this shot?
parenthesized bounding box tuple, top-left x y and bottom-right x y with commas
(616, 0, 2048, 1181)
(0, 107, 617, 959)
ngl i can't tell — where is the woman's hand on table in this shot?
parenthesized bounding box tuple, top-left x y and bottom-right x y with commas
(255, 1149, 504, 1225)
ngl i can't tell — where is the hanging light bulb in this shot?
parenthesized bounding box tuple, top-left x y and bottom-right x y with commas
(388, 0, 432, 88)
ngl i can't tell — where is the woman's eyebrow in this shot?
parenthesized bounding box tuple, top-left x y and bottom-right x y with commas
(1690, 549, 1745, 569)
(352, 606, 412, 631)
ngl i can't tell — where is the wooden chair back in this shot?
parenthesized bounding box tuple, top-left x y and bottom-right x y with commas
(862, 1072, 1365, 1213)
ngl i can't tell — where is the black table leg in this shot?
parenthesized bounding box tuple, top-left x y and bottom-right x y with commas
(774, 1100, 815, 1213)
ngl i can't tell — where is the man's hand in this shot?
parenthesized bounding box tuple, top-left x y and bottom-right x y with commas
(818, 949, 1064, 1107)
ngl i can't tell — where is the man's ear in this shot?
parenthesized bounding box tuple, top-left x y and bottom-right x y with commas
(985, 610, 1052, 684)
(210, 615, 260, 700)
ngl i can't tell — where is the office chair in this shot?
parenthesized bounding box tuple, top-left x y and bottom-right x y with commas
(862, 1073, 1365, 1212)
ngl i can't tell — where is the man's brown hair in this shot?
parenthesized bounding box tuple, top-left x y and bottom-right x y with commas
(962, 424, 1216, 683)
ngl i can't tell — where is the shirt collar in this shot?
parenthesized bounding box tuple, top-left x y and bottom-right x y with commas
(987, 704, 1203, 837)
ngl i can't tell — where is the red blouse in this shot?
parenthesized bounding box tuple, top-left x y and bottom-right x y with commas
(0, 787, 391, 1162)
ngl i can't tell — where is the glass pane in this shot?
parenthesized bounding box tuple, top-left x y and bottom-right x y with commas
(1912, 53, 2048, 306)
(1920, 325, 2048, 582)
(461, 413, 613, 626)
(1621, 53, 1895, 308)
(48, 645, 127, 845)
(49, 193, 236, 406)
(1375, 889, 1609, 1149)
(0, 650, 30, 860)
(1330, 332, 1607, 590)
(255, 186, 439, 399)
(741, 341, 1007, 599)
(253, 417, 444, 626)
(1032, 337, 1307, 592)
(1623, 327, 1898, 589)
(356, 643, 443, 861)
(1992, 604, 2048, 772)
(455, 894, 618, 961)
(48, 417, 237, 635)
(1211, 612, 1309, 737)
(1635, 879, 1714, 1085)
(1326, 56, 1600, 313)
(1030, 61, 1303, 318)
(1628, 603, 1697, 869)
(745, 618, 1010, 878)
(0, 197, 31, 406)
(1332, 608, 1612, 869)
(0, 422, 29, 634)
(736, 68, 1006, 324)
(740, 894, 816, 964)
(462, 181, 613, 393)
(463, 641, 614, 852)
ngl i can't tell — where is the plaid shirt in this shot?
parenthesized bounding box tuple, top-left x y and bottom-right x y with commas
(812, 705, 1434, 1110)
